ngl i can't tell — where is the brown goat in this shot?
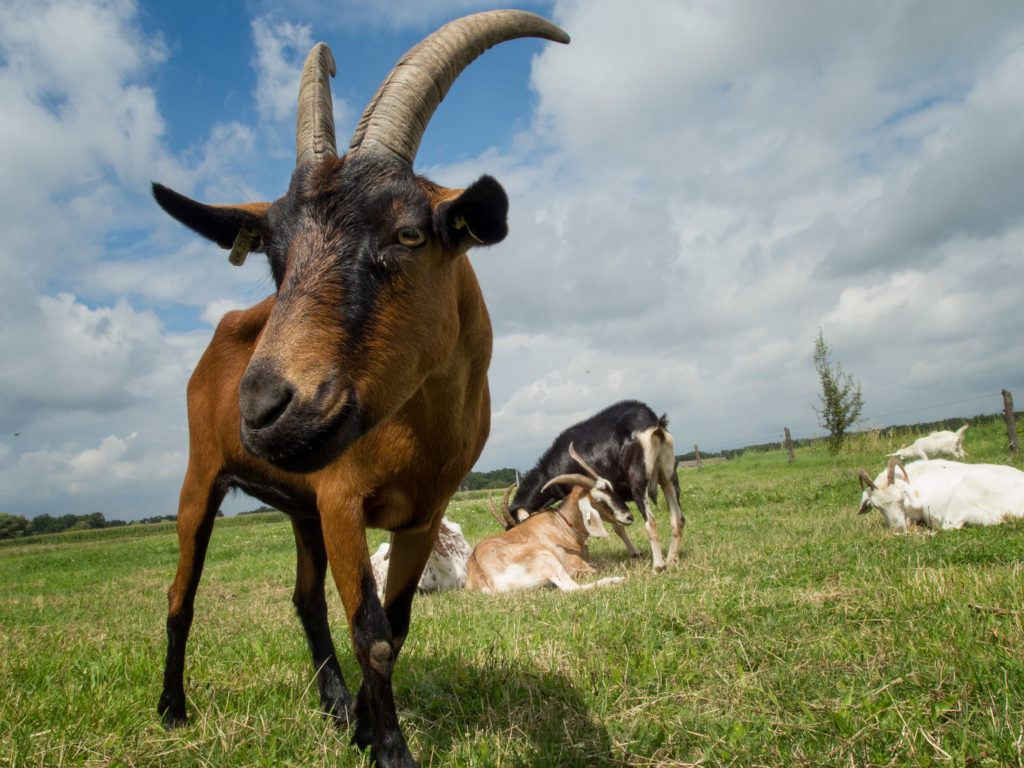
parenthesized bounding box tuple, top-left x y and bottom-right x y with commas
(467, 449, 630, 593)
(151, 12, 568, 768)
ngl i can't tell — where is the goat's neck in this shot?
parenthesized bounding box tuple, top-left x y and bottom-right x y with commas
(553, 489, 590, 546)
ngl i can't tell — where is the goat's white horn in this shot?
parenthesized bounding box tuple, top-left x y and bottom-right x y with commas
(349, 10, 569, 165)
(567, 442, 602, 481)
(542, 473, 596, 493)
(296, 43, 338, 165)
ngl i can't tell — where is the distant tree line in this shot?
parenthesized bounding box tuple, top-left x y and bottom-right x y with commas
(0, 510, 223, 540)
(460, 467, 518, 491)
(237, 506, 277, 516)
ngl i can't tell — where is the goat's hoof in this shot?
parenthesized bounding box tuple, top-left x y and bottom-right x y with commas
(350, 717, 373, 752)
(370, 732, 419, 768)
(653, 564, 667, 573)
(159, 708, 187, 730)
(158, 696, 187, 729)
(323, 696, 354, 729)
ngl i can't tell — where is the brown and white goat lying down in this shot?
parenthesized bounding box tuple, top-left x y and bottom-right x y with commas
(371, 518, 470, 597)
(466, 465, 630, 593)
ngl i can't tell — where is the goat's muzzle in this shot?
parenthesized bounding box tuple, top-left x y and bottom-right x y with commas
(239, 360, 367, 472)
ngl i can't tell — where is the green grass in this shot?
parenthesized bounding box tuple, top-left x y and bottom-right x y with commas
(2, 417, 1023, 767)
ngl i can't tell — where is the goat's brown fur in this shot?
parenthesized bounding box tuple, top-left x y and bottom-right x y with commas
(154, 12, 569, 766)
(466, 487, 625, 593)
(158, 181, 496, 761)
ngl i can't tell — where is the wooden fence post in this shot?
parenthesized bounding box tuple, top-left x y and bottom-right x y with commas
(1003, 389, 1019, 453)
(784, 427, 795, 464)
(694, 444, 703, 470)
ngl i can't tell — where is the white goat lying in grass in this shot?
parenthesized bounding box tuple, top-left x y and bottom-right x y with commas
(371, 518, 471, 598)
(857, 457, 1024, 530)
(889, 424, 969, 461)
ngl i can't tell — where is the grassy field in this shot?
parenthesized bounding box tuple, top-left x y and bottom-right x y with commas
(2, 416, 1023, 767)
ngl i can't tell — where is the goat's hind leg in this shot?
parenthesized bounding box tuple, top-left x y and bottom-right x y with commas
(547, 556, 624, 591)
(661, 464, 685, 565)
(627, 449, 666, 571)
(290, 516, 353, 725)
(158, 465, 226, 728)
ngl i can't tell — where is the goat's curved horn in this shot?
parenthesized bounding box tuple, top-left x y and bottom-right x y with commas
(349, 10, 569, 164)
(857, 468, 876, 491)
(296, 43, 338, 165)
(568, 442, 601, 480)
(887, 456, 908, 484)
(498, 483, 518, 528)
(542, 474, 596, 493)
(487, 490, 514, 529)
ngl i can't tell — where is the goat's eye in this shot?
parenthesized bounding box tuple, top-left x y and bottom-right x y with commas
(396, 227, 426, 248)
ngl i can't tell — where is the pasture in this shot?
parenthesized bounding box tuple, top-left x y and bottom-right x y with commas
(1, 417, 1022, 767)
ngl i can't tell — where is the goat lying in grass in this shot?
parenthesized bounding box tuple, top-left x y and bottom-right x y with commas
(467, 458, 630, 593)
(889, 424, 969, 461)
(371, 519, 470, 598)
(858, 456, 1024, 530)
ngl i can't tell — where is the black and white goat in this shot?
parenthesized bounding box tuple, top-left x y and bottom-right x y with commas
(497, 400, 684, 571)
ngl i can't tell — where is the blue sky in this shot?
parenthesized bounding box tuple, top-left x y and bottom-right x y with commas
(2, 0, 1024, 520)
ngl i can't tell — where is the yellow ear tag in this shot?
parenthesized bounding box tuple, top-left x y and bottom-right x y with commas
(228, 227, 258, 266)
(452, 215, 482, 243)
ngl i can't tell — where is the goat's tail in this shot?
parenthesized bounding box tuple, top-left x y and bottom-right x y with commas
(956, 424, 970, 437)
(647, 415, 675, 504)
(648, 413, 671, 447)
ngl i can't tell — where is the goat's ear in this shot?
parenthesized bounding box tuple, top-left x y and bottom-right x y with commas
(152, 183, 270, 261)
(579, 497, 610, 538)
(434, 175, 508, 250)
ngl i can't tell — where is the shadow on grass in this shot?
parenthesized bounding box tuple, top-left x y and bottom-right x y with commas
(396, 654, 619, 767)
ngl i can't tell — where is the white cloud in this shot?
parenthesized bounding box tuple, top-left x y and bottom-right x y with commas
(0, 431, 185, 503)
(0, 293, 162, 424)
(251, 16, 314, 123)
(0, 0, 184, 283)
(202, 297, 250, 327)
(248, 0, 513, 31)
(462, 0, 1024, 467)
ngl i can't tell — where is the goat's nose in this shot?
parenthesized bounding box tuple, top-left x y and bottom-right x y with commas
(239, 361, 294, 429)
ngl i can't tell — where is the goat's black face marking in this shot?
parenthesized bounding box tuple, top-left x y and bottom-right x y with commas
(261, 154, 435, 345)
(236, 154, 445, 470)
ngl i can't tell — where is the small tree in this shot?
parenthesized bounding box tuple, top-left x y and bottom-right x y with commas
(812, 329, 864, 452)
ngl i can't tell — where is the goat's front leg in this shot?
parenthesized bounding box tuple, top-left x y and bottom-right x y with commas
(562, 552, 596, 578)
(321, 510, 425, 768)
(608, 517, 643, 558)
(290, 516, 353, 725)
(354, 525, 439, 756)
(158, 465, 226, 727)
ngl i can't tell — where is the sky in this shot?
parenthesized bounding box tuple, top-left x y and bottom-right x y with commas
(1, 0, 1023, 520)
